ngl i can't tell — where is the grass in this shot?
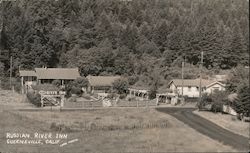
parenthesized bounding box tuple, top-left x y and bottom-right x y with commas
(0, 90, 238, 152)
(193, 110, 249, 137)
(0, 108, 237, 152)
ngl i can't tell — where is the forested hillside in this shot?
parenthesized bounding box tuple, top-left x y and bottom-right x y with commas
(0, 0, 249, 86)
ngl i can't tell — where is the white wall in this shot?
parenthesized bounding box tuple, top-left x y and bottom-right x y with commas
(205, 83, 225, 94)
(177, 86, 200, 98)
(169, 82, 225, 98)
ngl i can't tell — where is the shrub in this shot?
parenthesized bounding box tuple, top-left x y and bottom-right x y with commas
(112, 78, 128, 94)
(199, 91, 228, 112)
(82, 93, 91, 100)
(52, 79, 61, 87)
(66, 77, 88, 97)
(31, 84, 59, 91)
(68, 96, 77, 102)
(148, 86, 157, 99)
(0, 77, 21, 92)
(27, 92, 41, 107)
(119, 93, 127, 99)
(232, 84, 250, 117)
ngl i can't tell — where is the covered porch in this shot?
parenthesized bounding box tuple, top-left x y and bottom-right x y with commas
(128, 87, 149, 100)
(156, 92, 178, 105)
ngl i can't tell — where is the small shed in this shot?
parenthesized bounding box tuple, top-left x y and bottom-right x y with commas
(86, 75, 121, 93)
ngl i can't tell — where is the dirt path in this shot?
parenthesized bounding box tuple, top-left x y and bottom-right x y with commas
(156, 107, 249, 151)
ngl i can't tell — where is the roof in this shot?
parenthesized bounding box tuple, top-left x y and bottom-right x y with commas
(206, 81, 225, 88)
(35, 68, 80, 80)
(87, 75, 121, 87)
(19, 70, 36, 77)
(169, 79, 215, 87)
(128, 85, 150, 91)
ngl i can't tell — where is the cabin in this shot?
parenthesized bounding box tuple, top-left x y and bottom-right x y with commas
(86, 75, 121, 93)
(35, 68, 80, 85)
(19, 70, 37, 94)
(168, 78, 225, 98)
(19, 68, 80, 93)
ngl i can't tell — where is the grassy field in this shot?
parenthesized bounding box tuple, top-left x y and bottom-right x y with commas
(193, 110, 249, 137)
(0, 90, 238, 152)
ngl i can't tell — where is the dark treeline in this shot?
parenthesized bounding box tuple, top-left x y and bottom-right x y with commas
(0, 0, 249, 84)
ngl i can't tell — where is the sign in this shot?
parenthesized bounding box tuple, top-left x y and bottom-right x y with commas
(39, 90, 66, 95)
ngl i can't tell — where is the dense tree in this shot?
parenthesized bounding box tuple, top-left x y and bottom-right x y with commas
(0, 0, 248, 89)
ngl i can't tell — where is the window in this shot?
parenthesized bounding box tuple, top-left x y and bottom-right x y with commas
(188, 86, 191, 91)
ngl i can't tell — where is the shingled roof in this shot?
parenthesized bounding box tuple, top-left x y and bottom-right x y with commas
(19, 70, 36, 77)
(87, 75, 121, 87)
(35, 68, 80, 80)
(169, 79, 214, 87)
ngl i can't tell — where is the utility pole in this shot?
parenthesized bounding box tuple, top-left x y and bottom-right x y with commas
(198, 51, 203, 110)
(10, 56, 12, 90)
(181, 61, 184, 98)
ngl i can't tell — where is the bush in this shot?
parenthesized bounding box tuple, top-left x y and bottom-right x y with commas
(119, 93, 127, 99)
(31, 84, 59, 91)
(66, 77, 88, 97)
(52, 79, 61, 87)
(0, 77, 21, 92)
(112, 78, 128, 94)
(199, 91, 228, 112)
(148, 87, 157, 99)
(211, 103, 223, 113)
(27, 92, 41, 107)
(232, 84, 250, 116)
(81, 93, 91, 100)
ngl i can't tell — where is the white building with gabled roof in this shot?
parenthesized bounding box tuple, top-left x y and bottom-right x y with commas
(168, 78, 226, 98)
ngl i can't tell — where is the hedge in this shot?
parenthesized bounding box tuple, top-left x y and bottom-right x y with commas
(27, 92, 41, 107)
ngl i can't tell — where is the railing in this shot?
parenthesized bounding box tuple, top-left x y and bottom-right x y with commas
(64, 99, 157, 108)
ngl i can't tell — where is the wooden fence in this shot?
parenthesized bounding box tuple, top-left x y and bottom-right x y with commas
(64, 99, 157, 108)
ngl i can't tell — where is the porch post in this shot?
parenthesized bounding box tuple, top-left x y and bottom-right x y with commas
(21, 76, 24, 94)
(156, 94, 159, 105)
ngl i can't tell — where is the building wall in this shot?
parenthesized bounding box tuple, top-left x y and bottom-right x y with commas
(177, 86, 200, 97)
(169, 82, 225, 98)
(205, 83, 225, 94)
(169, 83, 199, 97)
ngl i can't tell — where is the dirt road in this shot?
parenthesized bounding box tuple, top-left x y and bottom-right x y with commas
(156, 107, 249, 151)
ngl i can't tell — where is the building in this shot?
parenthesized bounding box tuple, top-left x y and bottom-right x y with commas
(168, 78, 226, 98)
(127, 86, 150, 100)
(35, 68, 80, 85)
(19, 70, 37, 94)
(86, 75, 121, 93)
(19, 68, 80, 93)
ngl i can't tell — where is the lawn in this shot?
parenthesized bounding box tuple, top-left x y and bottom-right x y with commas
(0, 108, 237, 152)
(0, 90, 238, 152)
(193, 110, 249, 137)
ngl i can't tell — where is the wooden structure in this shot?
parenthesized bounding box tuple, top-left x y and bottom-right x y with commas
(156, 92, 178, 105)
(168, 79, 225, 98)
(128, 87, 149, 100)
(39, 90, 66, 107)
(35, 68, 80, 85)
(19, 70, 37, 94)
(19, 68, 80, 94)
(86, 75, 121, 93)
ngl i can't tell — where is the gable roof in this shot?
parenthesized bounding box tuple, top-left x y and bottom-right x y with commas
(19, 70, 36, 77)
(87, 75, 121, 87)
(169, 79, 215, 88)
(35, 68, 80, 80)
(206, 81, 226, 88)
